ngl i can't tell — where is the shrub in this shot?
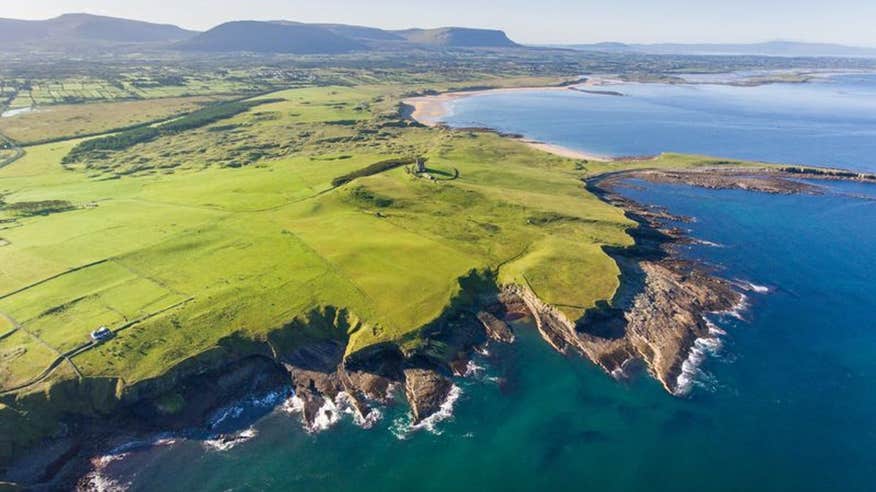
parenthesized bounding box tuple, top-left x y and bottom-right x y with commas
(331, 157, 416, 187)
(63, 98, 284, 164)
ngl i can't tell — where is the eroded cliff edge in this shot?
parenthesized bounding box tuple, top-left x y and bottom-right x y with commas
(7, 164, 872, 489)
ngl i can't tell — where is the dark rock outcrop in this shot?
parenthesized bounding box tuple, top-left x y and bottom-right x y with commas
(477, 311, 515, 343)
(403, 368, 453, 423)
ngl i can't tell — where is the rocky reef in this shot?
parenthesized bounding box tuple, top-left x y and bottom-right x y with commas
(510, 172, 745, 394)
(621, 165, 876, 194)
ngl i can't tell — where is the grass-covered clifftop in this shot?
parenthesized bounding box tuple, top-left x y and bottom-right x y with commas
(0, 78, 757, 463)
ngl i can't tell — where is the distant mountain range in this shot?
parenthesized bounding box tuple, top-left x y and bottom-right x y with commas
(175, 21, 366, 54)
(560, 41, 876, 58)
(4, 14, 873, 58)
(0, 13, 195, 46)
(0, 13, 520, 53)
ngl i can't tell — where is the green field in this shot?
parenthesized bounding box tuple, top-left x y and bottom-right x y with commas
(0, 77, 752, 461)
(0, 81, 628, 385)
(0, 96, 231, 145)
(1, 72, 288, 109)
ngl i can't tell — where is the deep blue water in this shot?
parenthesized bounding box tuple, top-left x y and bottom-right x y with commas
(444, 73, 876, 172)
(99, 75, 876, 491)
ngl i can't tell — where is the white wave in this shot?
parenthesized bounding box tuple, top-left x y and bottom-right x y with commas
(203, 427, 258, 452)
(208, 405, 244, 430)
(610, 356, 637, 380)
(463, 360, 485, 377)
(391, 384, 462, 440)
(717, 292, 750, 321)
(674, 325, 726, 396)
(284, 391, 381, 433)
(282, 394, 305, 414)
(83, 436, 181, 492)
(337, 391, 384, 429)
(89, 452, 128, 470)
(308, 395, 340, 432)
(78, 470, 130, 492)
(352, 406, 383, 429)
(706, 320, 727, 336)
(732, 279, 771, 295)
(207, 389, 287, 430)
(746, 282, 770, 294)
(384, 382, 400, 401)
(694, 239, 725, 248)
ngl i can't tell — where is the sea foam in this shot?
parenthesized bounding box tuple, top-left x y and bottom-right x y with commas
(203, 427, 258, 452)
(390, 384, 462, 440)
(674, 321, 727, 396)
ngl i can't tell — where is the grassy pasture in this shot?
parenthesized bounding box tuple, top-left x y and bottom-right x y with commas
(2, 73, 283, 110)
(0, 96, 225, 145)
(0, 81, 740, 396)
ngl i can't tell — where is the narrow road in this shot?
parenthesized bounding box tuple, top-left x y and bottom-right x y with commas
(0, 311, 21, 338)
(0, 131, 24, 169)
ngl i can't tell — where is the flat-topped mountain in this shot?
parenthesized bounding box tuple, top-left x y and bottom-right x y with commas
(394, 27, 520, 47)
(0, 13, 196, 45)
(179, 22, 519, 53)
(315, 23, 407, 42)
(0, 13, 521, 53)
(176, 21, 365, 54)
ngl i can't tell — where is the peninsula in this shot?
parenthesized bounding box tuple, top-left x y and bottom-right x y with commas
(1, 12, 875, 490)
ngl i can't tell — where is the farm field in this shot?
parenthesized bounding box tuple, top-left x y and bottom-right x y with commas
(0, 80, 637, 391)
(0, 96, 230, 145)
(0, 77, 746, 461)
(1, 74, 284, 109)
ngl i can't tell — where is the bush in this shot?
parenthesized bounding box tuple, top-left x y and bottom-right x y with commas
(4, 200, 75, 217)
(63, 98, 285, 164)
(331, 157, 417, 187)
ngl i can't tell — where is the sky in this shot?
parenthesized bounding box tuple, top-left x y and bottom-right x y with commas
(3, 0, 876, 46)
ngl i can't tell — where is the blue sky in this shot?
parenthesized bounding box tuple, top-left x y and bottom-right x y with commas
(4, 0, 876, 46)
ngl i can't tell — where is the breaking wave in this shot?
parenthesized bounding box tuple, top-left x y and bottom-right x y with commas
(79, 435, 178, 491)
(694, 238, 725, 248)
(390, 384, 462, 440)
(718, 292, 750, 321)
(207, 388, 289, 431)
(203, 427, 258, 452)
(282, 391, 384, 433)
(734, 279, 772, 294)
(674, 321, 726, 396)
(464, 360, 485, 377)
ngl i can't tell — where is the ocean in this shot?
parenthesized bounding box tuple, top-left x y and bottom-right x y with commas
(95, 75, 876, 491)
(444, 73, 876, 172)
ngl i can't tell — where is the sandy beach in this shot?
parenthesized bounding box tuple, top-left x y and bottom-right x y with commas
(403, 85, 610, 162)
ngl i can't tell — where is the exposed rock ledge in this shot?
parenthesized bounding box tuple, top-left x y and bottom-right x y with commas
(13, 163, 864, 489)
(493, 171, 748, 394)
(620, 165, 876, 194)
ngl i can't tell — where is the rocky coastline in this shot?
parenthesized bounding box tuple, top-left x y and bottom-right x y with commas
(7, 162, 873, 490)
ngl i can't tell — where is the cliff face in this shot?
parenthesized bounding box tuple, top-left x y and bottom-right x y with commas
(1, 169, 762, 486)
(497, 174, 742, 395)
(501, 259, 739, 395)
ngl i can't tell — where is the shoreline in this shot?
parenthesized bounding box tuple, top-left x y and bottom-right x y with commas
(403, 85, 612, 162)
(9, 80, 876, 490)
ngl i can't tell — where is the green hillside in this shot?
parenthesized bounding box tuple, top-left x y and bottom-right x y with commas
(0, 77, 743, 463)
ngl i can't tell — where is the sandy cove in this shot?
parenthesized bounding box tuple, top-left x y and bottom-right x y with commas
(403, 85, 611, 162)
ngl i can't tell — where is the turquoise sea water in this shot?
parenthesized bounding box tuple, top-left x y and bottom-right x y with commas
(98, 76, 876, 491)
